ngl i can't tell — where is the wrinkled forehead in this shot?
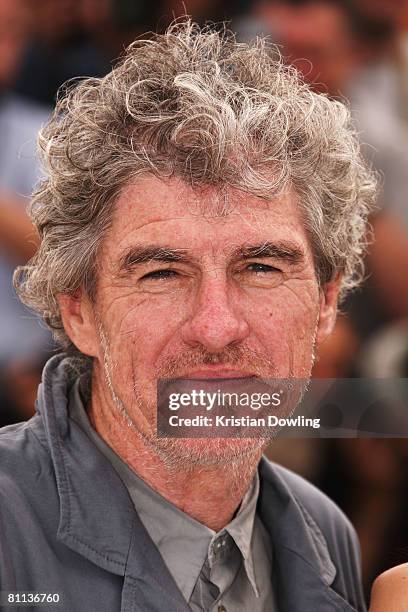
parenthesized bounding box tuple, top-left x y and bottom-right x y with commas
(101, 174, 314, 271)
(112, 174, 300, 227)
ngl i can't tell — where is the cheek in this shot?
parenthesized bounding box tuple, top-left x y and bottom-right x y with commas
(102, 290, 189, 367)
(246, 284, 319, 367)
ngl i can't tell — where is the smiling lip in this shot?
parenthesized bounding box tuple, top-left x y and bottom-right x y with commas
(182, 369, 255, 380)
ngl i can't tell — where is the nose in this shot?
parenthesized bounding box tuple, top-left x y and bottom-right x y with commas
(180, 277, 250, 352)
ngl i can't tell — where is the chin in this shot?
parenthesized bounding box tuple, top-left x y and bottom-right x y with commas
(148, 436, 266, 469)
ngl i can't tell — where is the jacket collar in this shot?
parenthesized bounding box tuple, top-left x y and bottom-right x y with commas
(259, 457, 336, 583)
(36, 354, 191, 611)
(36, 354, 357, 612)
(36, 354, 134, 574)
(258, 458, 359, 611)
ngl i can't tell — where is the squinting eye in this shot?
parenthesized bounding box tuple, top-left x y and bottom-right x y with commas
(237, 262, 284, 289)
(247, 263, 280, 273)
(141, 269, 179, 281)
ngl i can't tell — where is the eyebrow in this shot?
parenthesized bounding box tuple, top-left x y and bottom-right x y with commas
(231, 241, 304, 264)
(118, 240, 304, 273)
(119, 246, 190, 272)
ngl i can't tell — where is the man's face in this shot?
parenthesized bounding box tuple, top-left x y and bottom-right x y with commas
(65, 175, 338, 464)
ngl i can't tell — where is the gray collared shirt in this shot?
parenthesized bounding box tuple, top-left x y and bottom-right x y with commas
(69, 380, 277, 611)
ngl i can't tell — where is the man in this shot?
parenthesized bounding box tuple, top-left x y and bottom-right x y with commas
(1, 20, 376, 612)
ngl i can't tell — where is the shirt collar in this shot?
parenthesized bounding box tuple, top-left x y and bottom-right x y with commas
(220, 472, 260, 597)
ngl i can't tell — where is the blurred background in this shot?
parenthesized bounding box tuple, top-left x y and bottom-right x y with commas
(0, 0, 407, 603)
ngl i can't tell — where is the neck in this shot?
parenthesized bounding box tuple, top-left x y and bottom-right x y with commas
(88, 376, 263, 531)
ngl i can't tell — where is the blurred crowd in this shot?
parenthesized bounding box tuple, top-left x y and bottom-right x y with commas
(0, 0, 407, 604)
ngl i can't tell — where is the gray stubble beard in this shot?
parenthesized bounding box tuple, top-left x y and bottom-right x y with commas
(95, 317, 317, 475)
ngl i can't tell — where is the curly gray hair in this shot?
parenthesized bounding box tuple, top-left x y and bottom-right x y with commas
(15, 19, 377, 354)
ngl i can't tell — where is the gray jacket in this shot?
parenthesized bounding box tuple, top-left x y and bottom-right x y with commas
(0, 356, 367, 611)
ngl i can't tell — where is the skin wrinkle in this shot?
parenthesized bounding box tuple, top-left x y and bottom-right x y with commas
(59, 175, 339, 531)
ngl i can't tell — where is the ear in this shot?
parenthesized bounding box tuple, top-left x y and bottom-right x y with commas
(316, 275, 342, 346)
(57, 288, 99, 357)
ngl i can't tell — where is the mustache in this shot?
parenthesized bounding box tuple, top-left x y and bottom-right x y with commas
(155, 345, 280, 379)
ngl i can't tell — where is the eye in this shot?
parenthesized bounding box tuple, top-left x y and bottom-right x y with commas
(236, 262, 284, 289)
(141, 269, 179, 281)
(247, 263, 281, 274)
